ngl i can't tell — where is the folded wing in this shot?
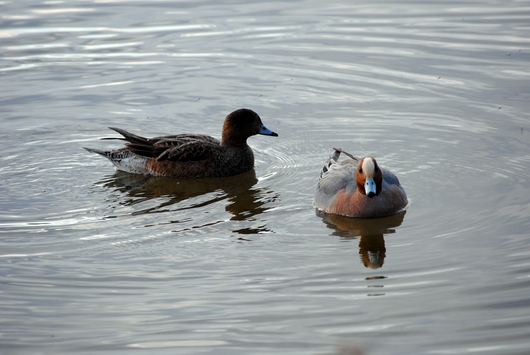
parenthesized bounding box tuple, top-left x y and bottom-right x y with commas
(107, 127, 220, 162)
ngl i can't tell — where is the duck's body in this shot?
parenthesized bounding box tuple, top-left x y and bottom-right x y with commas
(84, 108, 278, 178)
(314, 148, 408, 218)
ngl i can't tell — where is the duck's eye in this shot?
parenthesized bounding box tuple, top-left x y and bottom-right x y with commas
(358, 168, 363, 173)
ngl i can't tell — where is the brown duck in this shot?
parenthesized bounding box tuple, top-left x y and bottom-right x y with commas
(84, 108, 278, 178)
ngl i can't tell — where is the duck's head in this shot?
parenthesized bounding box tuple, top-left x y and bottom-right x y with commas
(222, 108, 278, 145)
(356, 156, 383, 198)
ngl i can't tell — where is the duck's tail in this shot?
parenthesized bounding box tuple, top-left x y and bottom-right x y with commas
(84, 146, 111, 158)
(319, 147, 359, 179)
(319, 148, 341, 179)
(84, 146, 132, 164)
(84, 127, 151, 161)
(84, 146, 148, 175)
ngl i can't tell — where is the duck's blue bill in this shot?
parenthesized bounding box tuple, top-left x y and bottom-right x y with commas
(259, 124, 278, 136)
(364, 177, 377, 197)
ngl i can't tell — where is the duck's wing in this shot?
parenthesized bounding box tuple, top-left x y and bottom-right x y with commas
(319, 148, 359, 179)
(317, 148, 362, 195)
(107, 127, 220, 160)
(381, 167, 402, 187)
(155, 138, 221, 162)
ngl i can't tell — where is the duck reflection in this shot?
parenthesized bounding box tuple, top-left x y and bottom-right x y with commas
(95, 169, 278, 234)
(318, 211, 406, 268)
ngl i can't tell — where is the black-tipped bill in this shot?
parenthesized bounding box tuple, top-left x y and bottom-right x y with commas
(259, 124, 278, 137)
(364, 177, 377, 198)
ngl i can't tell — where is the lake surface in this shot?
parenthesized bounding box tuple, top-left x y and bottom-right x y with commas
(1, 0, 529, 354)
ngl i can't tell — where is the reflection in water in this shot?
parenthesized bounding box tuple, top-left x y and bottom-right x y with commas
(318, 211, 406, 269)
(94, 169, 278, 234)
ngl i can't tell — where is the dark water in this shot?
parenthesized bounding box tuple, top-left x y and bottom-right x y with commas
(1, 1, 530, 354)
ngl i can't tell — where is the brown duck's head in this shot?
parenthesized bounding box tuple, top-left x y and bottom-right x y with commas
(222, 108, 278, 145)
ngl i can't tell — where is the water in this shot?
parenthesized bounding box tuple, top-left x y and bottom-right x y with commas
(1, 0, 530, 354)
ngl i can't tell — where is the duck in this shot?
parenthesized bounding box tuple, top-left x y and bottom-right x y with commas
(84, 108, 278, 178)
(314, 148, 408, 218)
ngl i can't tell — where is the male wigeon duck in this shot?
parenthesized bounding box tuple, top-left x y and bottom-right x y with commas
(84, 108, 278, 178)
(314, 148, 408, 218)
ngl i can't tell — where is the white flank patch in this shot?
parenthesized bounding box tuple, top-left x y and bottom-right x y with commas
(113, 155, 148, 174)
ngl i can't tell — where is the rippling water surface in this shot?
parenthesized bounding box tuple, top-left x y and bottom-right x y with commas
(1, 1, 529, 354)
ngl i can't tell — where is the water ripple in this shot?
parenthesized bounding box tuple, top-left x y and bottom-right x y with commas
(1, 1, 530, 354)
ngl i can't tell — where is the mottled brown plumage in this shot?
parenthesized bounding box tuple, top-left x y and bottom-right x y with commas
(84, 108, 278, 178)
